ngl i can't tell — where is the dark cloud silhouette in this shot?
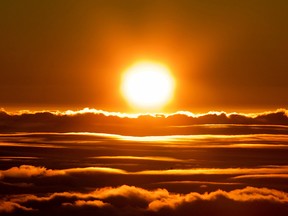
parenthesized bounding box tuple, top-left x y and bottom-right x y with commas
(0, 108, 288, 135)
(1, 185, 288, 216)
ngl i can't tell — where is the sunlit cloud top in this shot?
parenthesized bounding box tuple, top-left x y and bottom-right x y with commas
(0, 108, 288, 135)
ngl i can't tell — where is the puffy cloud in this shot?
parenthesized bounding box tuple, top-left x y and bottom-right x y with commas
(92, 185, 169, 201)
(148, 186, 288, 211)
(63, 200, 111, 208)
(0, 165, 47, 179)
(0, 185, 288, 215)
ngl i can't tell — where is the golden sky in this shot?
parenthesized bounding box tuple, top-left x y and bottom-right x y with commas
(0, 0, 287, 112)
(1, 3, 288, 215)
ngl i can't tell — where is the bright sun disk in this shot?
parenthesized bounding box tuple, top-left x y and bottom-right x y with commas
(121, 61, 175, 111)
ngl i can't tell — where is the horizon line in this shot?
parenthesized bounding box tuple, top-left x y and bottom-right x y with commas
(1, 107, 288, 118)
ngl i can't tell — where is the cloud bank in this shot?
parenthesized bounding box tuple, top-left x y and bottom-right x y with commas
(0, 108, 288, 135)
(1, 185, 288, 216)
(1, 109, 288, 215)
(1, 165, 288, 197)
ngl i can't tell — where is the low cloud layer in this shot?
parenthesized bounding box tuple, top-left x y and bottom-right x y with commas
(1, 108, 288, 215)
(2, 165, 288, 180)
(0, 108, 288, 135)
(0, 165, 126, 180)
(1, 185, 288, 216)
(1, 165, 288, 197)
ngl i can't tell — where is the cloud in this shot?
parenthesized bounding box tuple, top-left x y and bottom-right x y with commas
(63, 200, 111, 208)
(1, 185, 288, 215)
(0, 201, 33, 213)
(0, 108, 288, 135)
(1, 131, 288, 153)
(1, 165, 288, 197)
(233, 174, 288, 179)
(148, 186, 288, 211)
(0, 165, 48, 179)
(0, 165, 126, 180)
(135, 166, 288, 176)
(91, 156, 185, 162)
(2, 165, 288, 180)
(153, 180, 241, 186)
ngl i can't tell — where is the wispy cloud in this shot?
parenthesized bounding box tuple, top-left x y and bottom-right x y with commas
(91, 156, 185, 162)
(0, 165, 127, 180)
(1, 165, 288, 182)
(135, 166, 288, 175)
(233, 174, 288, 179)
(153, 180, 241, 185)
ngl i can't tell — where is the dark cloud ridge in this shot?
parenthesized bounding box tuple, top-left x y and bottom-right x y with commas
(0, 109, 288, 135)
(1, 184, 288, 216)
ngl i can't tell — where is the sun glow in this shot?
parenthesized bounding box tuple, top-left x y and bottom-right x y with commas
(121, 61, 175, 111)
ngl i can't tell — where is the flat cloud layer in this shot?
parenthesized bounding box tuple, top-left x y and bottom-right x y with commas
(1, 185, 288, 216)
(1, 164, 288, 197)
(2, 164, 288, 179)
(0, 108, 288, 135)
(1, 109, 288, 215)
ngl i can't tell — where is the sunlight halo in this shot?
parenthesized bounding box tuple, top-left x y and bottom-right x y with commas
(121, 61, 175, 111)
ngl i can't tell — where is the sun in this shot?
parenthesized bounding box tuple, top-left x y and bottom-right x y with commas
(121, 61, 175, 111)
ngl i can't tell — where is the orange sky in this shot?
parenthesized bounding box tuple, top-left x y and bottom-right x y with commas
(0, 0, 287, 113)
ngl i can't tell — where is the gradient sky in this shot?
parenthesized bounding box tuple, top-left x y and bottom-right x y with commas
(0, 0, 287, 112)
